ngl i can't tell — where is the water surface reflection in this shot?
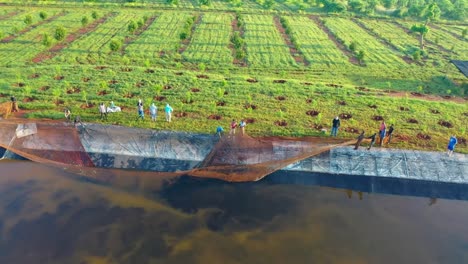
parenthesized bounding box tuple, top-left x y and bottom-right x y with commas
(0, 160, 467, 264)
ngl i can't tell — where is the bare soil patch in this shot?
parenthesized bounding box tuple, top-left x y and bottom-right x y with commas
(458, 137, 467, 145)
(95, 66, 107, 70)
(208, 114, 222, 120)
(175, 112, 188, 118)
(417, 133, 431, 140)
(0, 93, 6, 97)
(175, 72, 183, 76)
(397, 134, 410, 141)
(82, 77, 91, 82)
(216, 101, 226, 106)
(197, 74, 209, 79)
(438, 120, 453, 128)
(29, 73, 40, 79)
(121, 67, 132, 72)
(14, 82, 25, 88)
(191, 88, 200, 92)
(306, 110, 320, 116)
(55, 100, 64, 106)
(313, 124, 324, 130)
(327, 83, 343, 88)
(407, 118, 419, 124)
(275, 96, 286, 101)
(368, 104, 378, 109)
(244, 103, 257, 110)
(108, 80, 118, 84)
(66, 88, 81, 94)
(273, 79, 287, 84)
(154, 96, 166, 101)
(98, 90, 109, 96)
(22, 97, 35, 103)
(80, 103, 96, 109)
(339, 113, 352, 120)
(274, 120, 288, 127)
(163, 85, 172, 90)
(40, 86, 50, 91)
(245, 118, 255, 124)
(355, 86, 370, 91)
(124, 92, 135, 98)
(430, 109, 440, 114)
(399, 106, 410, 111)
(372, 115, 384, 121)
(337, 100, 347, 106)
(54, 75, 64, 80)
(345, 127, 360, 134)
(145, 69, 155, 74)
(302, 82, 313, 86)
(246, 78, 258, 83)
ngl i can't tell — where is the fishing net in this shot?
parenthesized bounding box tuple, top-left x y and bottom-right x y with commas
(0, 119, 354, 182)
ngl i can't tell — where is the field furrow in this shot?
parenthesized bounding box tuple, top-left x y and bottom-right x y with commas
(282, 16, 348, 67)
(243, 14, 296, 68)
(323, 17, 405, 68)
(182, 13, 233, 66)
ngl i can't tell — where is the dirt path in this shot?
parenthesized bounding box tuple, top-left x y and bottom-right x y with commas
(309, 15, 360, 66)
(32, 13, 116, 63)
(1, 12, 66, 43)
(274, 16, 309, 66)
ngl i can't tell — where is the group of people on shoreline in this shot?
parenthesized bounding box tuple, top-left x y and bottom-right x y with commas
(330, 116, 458, 155)
(216, 119, 247, 138)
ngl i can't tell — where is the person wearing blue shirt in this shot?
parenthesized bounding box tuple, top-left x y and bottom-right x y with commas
(447, 135, 457, 157)
(216, 125, 224, 138)
(165, 103, 173, 122)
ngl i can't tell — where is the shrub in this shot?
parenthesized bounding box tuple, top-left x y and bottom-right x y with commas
(24, 15, 33, 25)
(39, 11, 48, 20)
(81, 16, 89, 27)
(109, 39, 122, 52)
(349, 41, 357, 52)
(91, 11, 98, 19)
(42, 33, 52, 47)
(54, 26, 66, 41)
(128, 20, 137, 33)
(412, 50, 422, 61)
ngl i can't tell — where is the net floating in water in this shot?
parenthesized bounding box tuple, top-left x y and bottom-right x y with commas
(0, 119, 353, 182)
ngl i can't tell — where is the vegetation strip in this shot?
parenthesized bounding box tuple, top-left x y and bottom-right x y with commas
(352, 18, 412, 65)
(122, 14, 158, 53)
(274, 16, 309, 66)
(32, 13, 116, 63)
(0, 11, 21, 20)
(0, 12, 66, 43)
(230, 13, 247, 67)
(178, 14, 201, 54)
(430, 24, 465, 42)
(309, 15, 359, 66)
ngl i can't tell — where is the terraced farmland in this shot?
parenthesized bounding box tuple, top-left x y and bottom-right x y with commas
(323, 17, 405, 68)
(243, 14, 296, 68)
(182, 13, 233, 66)
(0, 11, 87, 66)
(281, 16, 349, 67)
(126, 12, 192, 60)
(0, 10, 37, 38)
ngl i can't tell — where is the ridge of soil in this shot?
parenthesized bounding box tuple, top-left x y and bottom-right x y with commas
(32, 13, 116, 63)
(309, 15, 360, 66)
(273, 16, 309, 66)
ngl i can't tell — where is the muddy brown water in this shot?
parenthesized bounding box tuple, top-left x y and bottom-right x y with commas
(0, 160, 467, 264)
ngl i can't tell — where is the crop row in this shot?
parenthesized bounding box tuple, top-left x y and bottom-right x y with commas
(126, 12, 192, 58)
(182, 13, 233, 65)
(323, 17, 405, 68)
(243, 14, 296, 68)
(281, 16, 349, 67)
(0, 10, 39, 37)
(0, 11, 85, 66)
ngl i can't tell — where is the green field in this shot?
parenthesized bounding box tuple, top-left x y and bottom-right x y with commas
(0, 3, 466, 153)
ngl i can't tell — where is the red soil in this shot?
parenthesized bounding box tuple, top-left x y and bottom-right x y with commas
(273, 16, 309, 66)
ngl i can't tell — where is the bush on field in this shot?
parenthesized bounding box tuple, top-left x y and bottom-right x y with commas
(128, 20, 137, 33)
(91, 11, 99, 19)
(24, 15, 33, 25)
(81, 16, 89, 27)
(42, 33, 52, 47)
(54, 26, 66, 41)
(109, 39, 122, 52)
(39, 11, 48, 20)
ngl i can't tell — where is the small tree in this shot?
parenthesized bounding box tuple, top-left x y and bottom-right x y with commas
(42, 33, 52, 47)
(349, 41, 357, 52)
(199, 63, 206, 72)
(411, 24, 429, 50)
(91, 11, 99, 19)
(128, 20, 137, 34)
(24, 15, 33, 25)
(412, 50, 422, 61)
(81, 16, 89, 27)
(109, 39, 122, 52)
(54, 26, 66, 41)
(356, 50, 365, 64)
(39, 11, 48, 20)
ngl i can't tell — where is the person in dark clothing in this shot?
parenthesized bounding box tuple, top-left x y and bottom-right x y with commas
(354, 131, 365, 150)
(10, 96, 18, 112)
(367, 133, 377, 150)
(387, 124, 394, 144)
(331, 116, 340, 137)
(74, 115, 83, 126)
